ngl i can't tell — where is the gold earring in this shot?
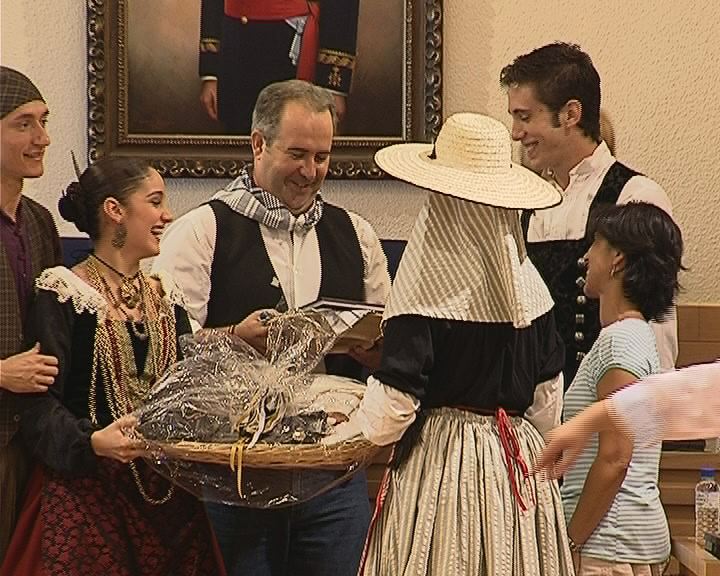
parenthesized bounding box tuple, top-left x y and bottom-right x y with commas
(112, 223, 127, 249)
(610, 265, 616, 278)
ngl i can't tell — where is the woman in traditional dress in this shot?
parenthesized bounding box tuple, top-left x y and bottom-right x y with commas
(559, 201, 683, 576)
(326, 113, 574, 575)
(1, 157, 223, 575)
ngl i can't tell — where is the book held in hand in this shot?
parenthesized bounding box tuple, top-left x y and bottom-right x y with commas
(301, 298, 384, 354)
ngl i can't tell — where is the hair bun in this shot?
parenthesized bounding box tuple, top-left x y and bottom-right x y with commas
(58, 181, 89, 232)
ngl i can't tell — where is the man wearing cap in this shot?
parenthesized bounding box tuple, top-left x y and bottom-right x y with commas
(0, 65, 62, 561)
(199, 0, 359, 134)
(154, 79, 390, 576)
(501, 43, 677, 387)
(325, 113, 573, 575)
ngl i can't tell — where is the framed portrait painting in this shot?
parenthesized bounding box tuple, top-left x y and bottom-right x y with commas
(87, 0, 443, 179)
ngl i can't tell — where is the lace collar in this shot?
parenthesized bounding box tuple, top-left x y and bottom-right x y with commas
(35, 266, 186, 321)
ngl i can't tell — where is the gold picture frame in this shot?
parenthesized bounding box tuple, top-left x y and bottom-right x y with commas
(87, 0, 443, 179)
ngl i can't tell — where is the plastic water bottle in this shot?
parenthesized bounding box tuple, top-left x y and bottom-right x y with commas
(695, 468, 720, 546)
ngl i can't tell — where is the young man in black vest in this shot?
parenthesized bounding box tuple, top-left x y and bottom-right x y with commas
(0, 66, 62, 563)
(500, 42, 677, 388)
(154, 79, 390, 576)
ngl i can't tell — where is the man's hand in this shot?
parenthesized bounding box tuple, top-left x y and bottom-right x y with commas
(90, 415, 144, 463)
(200, 79, 219, 121)
(533, 399, 612, 479)
(229, 309, 277, 354)
(348, 339, 383, 372)
(533, 417, 591, 480)
(0, 343, 59, 393)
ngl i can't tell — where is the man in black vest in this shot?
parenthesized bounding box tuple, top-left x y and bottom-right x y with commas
(500, 43, 677, 388)
(154, 79, 390, 576)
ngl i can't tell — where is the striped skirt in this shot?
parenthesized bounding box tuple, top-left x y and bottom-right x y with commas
(361, 408, 575, 576)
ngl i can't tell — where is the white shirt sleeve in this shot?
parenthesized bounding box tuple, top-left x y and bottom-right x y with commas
(348, 211, 392, 305)
(609, 360, 720, 445)
(650, 309, 678, 371)
(152, 204, 217, 332)
(617, 175, 673, 217)
(618, 176, 678, 369)
(524, 372, 564, 436)
(354, 376, 420, 446)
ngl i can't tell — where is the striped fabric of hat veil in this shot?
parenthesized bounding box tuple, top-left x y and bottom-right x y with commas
(384, 192, 552, 328)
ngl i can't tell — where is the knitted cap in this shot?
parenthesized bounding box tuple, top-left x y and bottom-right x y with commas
(1, 66, 45, 119)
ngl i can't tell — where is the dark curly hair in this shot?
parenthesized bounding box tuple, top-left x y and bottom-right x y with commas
(58, 157, 151, 240)
(587, 202, 685, 322)
(500, 42, 601, 143)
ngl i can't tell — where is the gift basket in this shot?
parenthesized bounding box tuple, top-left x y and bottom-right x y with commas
(134, 309, 381, 508)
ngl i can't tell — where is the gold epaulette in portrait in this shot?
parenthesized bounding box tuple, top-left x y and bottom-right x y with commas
(317, 49, 356, 92)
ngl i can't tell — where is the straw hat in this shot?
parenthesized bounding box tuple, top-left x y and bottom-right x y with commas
(375, 113, 561, 210)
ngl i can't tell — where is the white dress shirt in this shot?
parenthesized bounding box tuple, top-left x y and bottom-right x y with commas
(526, 142, 673, 243)
(526, 142, 678, 370)
(153, 203, 391, 331)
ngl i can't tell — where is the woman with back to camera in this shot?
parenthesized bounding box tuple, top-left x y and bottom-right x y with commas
(1, 157, 223, 575)
(561, 201, 684, 576)
(325, 113, 574, 576)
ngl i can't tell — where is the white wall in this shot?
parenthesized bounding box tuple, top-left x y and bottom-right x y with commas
(2, 1, 718, 302)
(445, 0, 720, 304)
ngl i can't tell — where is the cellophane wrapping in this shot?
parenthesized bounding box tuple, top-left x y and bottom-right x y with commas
(133, 310, 378, 508)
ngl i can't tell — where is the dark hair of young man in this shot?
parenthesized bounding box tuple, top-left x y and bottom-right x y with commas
(500, 42, 602, 142)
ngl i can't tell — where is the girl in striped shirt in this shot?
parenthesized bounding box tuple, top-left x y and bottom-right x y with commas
(561, 202, 684, 576)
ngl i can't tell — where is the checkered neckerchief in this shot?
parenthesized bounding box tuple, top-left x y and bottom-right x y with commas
(211, 167, 323, 231)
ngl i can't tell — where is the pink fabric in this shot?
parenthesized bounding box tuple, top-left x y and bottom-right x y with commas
(610, 360, 720, 445)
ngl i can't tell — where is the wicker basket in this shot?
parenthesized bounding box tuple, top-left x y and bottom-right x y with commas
(144, 438, 381, 470)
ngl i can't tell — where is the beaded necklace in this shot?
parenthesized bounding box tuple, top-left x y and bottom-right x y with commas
(86, 258, 177, 504)
(89, 252, 141, 309)
(93, 265, 148, 341)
